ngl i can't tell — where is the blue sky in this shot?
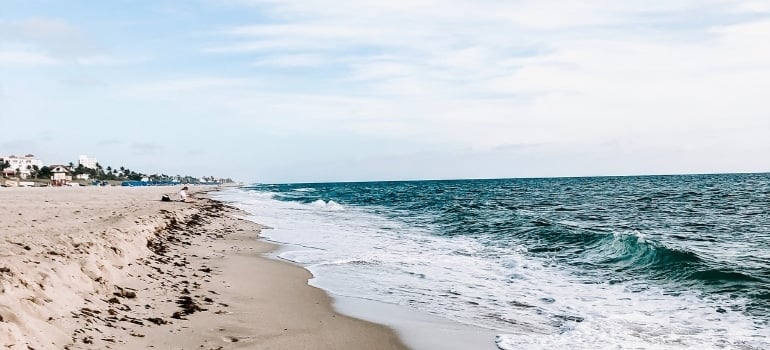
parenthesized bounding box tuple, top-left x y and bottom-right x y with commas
(1, 0, 769, 183)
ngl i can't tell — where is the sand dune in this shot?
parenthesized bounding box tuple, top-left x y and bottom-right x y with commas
(0, 186, 406, 349)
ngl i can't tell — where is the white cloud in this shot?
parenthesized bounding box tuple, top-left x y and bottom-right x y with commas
(251, 53, 327, 67)
(0, 18, 97, 57)
(0, 50, 57, 65)
(0, 18, 146, 66)
(197, 0, 770, 179)
(73, 55, 151, 65)
(116, 78, 259, 97)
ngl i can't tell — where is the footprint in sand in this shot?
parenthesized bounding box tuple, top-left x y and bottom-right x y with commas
(222, 336, 239, 343)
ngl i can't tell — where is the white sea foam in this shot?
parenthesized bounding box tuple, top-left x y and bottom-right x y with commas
(213, 188, 770, 350)
(310, 199, 345, 211)
(294, 188, 316, 192)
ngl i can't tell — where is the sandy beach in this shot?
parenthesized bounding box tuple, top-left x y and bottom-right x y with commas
(0, 186, 406, 349)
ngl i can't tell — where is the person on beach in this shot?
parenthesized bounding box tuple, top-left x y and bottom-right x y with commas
(178, 186, 189, 202)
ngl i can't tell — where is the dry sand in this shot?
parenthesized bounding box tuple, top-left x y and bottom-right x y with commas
(0, 186, 407, 349)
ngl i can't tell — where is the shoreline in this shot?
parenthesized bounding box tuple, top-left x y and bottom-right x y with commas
(0, 186, 407, 349)
(216, 191, 504, 350)
(261, 242, 502, 350)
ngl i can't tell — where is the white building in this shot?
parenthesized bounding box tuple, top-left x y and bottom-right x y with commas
(79, 155, 98, 169)
(49, 165, 72, 186)
(1, 154, 43, 179)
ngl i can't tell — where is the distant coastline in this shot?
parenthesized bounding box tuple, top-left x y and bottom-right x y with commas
(1, 153, 235, 188)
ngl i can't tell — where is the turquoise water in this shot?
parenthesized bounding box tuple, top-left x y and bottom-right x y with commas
(220, 173, 770, 349)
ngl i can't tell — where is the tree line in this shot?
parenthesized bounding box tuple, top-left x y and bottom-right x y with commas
(1, 161, 230, 184)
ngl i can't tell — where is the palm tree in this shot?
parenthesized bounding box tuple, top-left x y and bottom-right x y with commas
(38, 166, 51, 180)
(95, 163, 104, 179)
(1, 160, 9, 177)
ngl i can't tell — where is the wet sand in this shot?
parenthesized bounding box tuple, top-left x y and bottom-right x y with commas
(0, 186, 406, 349)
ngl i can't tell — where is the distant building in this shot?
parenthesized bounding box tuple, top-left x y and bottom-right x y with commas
(1, 154, 43, 179)
(49, 165, 72, 186)
(79, 155, 98, 169)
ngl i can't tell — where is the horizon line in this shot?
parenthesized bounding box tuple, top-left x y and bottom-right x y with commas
(244, 170, 770, 186)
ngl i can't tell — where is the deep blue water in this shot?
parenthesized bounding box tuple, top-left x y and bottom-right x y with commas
(223, 173, 770, 349)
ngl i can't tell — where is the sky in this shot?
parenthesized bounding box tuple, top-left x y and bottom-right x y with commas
(1, 0, 769, 183)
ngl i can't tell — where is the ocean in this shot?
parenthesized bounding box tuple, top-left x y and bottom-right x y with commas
(213, 173, 770, 349)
